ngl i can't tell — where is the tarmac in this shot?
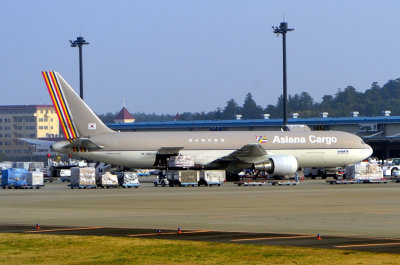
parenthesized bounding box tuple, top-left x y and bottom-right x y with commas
(1, 179, 400, 253)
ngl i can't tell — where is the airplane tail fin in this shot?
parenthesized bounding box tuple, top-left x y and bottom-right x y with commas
(42, 71, 113, 140)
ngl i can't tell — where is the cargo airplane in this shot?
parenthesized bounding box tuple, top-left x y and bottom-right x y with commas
(38, 71, 372, 176)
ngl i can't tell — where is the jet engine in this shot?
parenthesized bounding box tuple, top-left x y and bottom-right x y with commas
(254, 155, 298, 176)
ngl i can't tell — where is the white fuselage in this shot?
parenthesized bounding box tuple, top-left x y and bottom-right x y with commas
(53, 130, 373, 169)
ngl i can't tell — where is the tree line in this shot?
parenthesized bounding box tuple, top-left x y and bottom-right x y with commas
(98, 78, 400, 123)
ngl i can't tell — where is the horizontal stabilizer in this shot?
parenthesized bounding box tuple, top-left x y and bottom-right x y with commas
(19, 138, 56, 148)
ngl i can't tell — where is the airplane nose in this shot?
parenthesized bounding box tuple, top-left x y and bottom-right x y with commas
(366, 145, 373, 158)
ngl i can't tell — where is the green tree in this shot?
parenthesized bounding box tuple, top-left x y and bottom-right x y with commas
(241, 93, 263, 119)
(222, 98, 241, 119)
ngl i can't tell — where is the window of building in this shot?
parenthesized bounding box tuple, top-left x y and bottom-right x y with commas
(44, 126, 48, 129)
(39, 118, 43, 122)
(44, 118, 48, 122)
(39, 126, 43, 130)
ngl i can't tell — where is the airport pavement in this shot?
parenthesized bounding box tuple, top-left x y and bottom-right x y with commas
(0, 180, 400, 253)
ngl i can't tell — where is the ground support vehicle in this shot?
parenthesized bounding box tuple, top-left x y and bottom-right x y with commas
(382, 158, 400, 176)
(199, 170, 225, 186)
(60, 169, 71, 182)
(45, 158, 86, 182)
(153, 175, 169, 187)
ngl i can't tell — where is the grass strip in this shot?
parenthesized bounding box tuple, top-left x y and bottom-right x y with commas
(0, 233, 399, 264)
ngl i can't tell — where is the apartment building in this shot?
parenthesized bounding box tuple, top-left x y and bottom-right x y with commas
(0, 105, 59, 160)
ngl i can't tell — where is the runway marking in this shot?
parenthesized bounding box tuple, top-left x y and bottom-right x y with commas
(335, 242, 400, 248)
(25, 226, 104, 233)
(127, 230, 210, 237)
(231, 235, 315, 242)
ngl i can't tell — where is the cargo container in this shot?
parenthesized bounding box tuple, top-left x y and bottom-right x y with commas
(96, 172, 119, 188)
(116, 172, 140, 188)
(70, 167, 96, 189)
(26, 171, 44, 187)
(199, 170, 225, 186)
(2, 168, 28, 188)
(345, 162, 383, 181)
(2, 168, 43, 189)
(166, 170, 199, 186)
(167, 156, 194, 168)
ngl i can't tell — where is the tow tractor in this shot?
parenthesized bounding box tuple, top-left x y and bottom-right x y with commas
(153, 172, 169, 187)
(382, 158, 400, 176)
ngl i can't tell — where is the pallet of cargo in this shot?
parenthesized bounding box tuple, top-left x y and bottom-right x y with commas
(235, 181, 268, 186)
(98, 184, 119, 188)
(327, 179, 388, 184)
(327, 179, 359, 184)
(2, 185, 43, 189)
(205, 182, 222, 186)
(275, 181, 299, 186)
(180, 182, 199, 187)
(361, 179, 388, 184)
(70, 185, 97, 189)
(121, 183, 140, 188)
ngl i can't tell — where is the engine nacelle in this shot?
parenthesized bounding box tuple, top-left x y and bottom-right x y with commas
(254, 155, 298, 176)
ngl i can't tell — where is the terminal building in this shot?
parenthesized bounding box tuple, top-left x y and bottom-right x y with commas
(108, 111, 400, 159)
(0, 105, 60, 161)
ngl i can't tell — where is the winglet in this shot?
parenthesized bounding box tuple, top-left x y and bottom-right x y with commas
(42, 71, 113, 140)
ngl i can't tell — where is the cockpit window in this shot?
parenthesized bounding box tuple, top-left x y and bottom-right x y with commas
(361, 140, 366, 144)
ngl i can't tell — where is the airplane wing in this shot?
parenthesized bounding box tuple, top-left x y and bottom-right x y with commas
(214, 144, 269, 164)
(65, 138, 104, 151)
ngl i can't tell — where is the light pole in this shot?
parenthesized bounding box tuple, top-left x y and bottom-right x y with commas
(273, 22, 294, 126)
(70, 36, 89, 100)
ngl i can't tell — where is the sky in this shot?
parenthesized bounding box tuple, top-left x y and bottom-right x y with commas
(0, 0, 400, 115)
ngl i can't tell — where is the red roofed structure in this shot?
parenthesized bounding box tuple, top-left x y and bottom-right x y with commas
(115, 107, 135, 123)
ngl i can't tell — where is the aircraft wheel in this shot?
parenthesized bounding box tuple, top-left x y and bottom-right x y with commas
(154, 183, 158, 187)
